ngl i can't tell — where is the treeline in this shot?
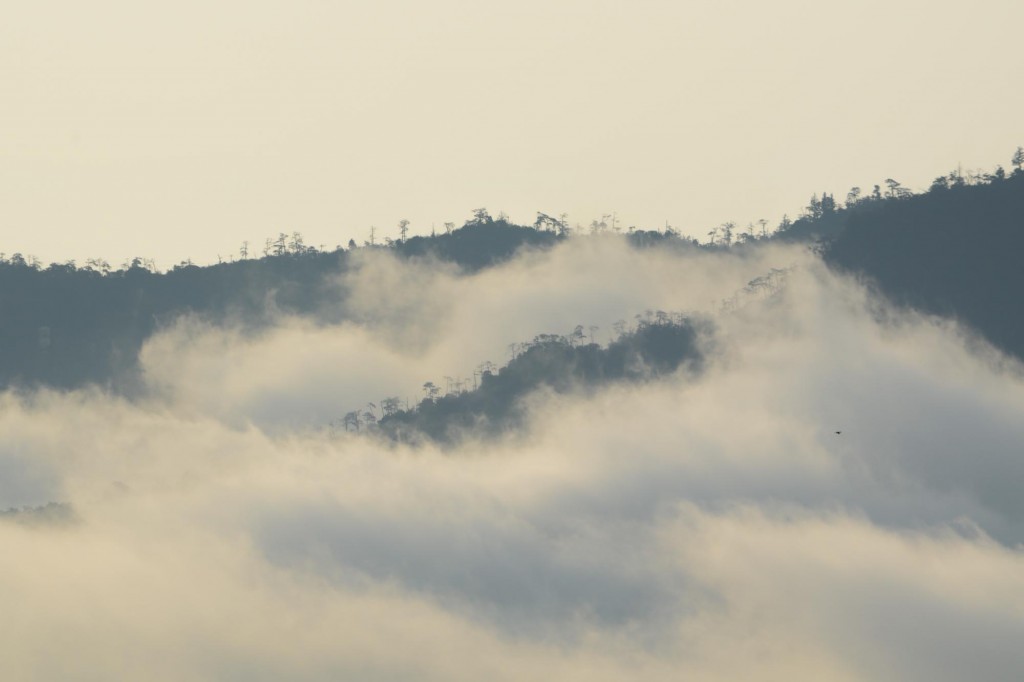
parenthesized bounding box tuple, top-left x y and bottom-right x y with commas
(0, 248, 351, 389)
(768, 146, 1024, 244)
(824, 164, 1024, 360)
(0, 219, 558, 389)
(336, 314, 709, 445)
(2, 148, 1021, 389)
(0, 210, 698, 390)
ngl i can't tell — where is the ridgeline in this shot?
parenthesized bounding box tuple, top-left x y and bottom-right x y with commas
(370, 316, 709, 445)
(2, 152, 1022, 391)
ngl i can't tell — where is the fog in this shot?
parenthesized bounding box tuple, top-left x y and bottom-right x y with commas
(3, 238, 1023, 680)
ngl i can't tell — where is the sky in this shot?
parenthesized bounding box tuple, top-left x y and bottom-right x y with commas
(4, 239, 1024, 679)
(2, 0, 1023, 266)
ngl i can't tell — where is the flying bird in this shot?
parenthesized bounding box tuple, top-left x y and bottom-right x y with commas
(835, 431, 842, 435)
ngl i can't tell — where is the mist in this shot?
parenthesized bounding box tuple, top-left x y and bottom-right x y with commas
(3, 237, 1023, 680)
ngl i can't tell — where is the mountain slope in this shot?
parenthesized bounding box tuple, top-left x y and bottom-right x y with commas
(823, 173, 1024, 359)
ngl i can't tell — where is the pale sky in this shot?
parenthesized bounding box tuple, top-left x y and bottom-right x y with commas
(2, 0, 1022, 267)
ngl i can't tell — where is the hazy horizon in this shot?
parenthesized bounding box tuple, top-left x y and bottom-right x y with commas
(4, 0, 1023, 266)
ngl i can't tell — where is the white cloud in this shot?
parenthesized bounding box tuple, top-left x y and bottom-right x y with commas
(3, 239, 1024, 679)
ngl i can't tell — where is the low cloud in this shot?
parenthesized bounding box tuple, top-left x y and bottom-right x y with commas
(139, 239, 801, 430)
(3, 238, 1023, 680)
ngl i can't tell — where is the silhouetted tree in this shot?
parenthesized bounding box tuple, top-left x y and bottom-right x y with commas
(557, 213, 570, 236)
(423, 381, 439, 400)
(886, 181, 907, 197)
(343, 410, 361, 432)
(273, 233, 288, 256)
(719, 222, 735, 245)
(820, 193, 837, 213)
(806, 194, 822, 218)
(381, 397, 402, 417)
(534, 212, 560, 232)
(570, 324, 585, 346)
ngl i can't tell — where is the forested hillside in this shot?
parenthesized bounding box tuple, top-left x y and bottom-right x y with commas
(0, 220, 558, 389)
(823, 171, 1024, 359)
(2, 153, 1022, 390)
(370, 316, 708, 445)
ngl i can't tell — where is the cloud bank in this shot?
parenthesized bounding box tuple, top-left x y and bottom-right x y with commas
(3, 238, 1023, 680)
